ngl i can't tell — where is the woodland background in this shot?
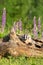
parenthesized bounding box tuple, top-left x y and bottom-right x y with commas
(0, 0, 43, 33)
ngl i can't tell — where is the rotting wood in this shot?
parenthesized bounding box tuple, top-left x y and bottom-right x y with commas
(0, 30, 43, 58)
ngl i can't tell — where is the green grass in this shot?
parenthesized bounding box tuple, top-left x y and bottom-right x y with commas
(0, 56, 43, 65)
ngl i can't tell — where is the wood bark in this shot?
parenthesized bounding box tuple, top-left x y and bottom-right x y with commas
(0, 31, 43, 58)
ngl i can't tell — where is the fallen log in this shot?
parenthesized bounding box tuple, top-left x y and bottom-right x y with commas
(0, 42, 9, 58)
(0, 41, 43, 58)
(0, 30, 43, 58)
(32, 38, 43, 43)
(17, 34, 43, 47)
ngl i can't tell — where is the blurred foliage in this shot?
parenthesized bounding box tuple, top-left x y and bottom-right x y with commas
(0, 56, 43, 65)
(0, 0, 43, 37)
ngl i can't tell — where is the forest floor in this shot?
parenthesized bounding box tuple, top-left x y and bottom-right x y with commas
(0, 56, 43, 65)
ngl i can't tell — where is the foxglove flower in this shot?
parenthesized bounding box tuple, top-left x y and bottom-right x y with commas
(2, 8, 6, 32)
(38, 17, 41, 32)
(33, 16, 36, 27)
(11, 22, 17, 33)
(33, 16, 38, 37)
(42, 32, 43, 38)
(18, 19, 22, 31)
(13, 22, 17, 32)
(13, 22, 19, 32)
(16, 22, 19, 31)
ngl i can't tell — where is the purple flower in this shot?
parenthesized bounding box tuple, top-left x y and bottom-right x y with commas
(13, 22, 19, 32)
(38, 17, 41, 32)
(42, 32, 43, 38)
(33, 16, 38, 37)
(13, 21, 19, 32)
(33, 16, 36, 27)
(13, 22, 17, 32)
(16, 22, 19, 30)
(2, 8, 6, 32)
(18, 19, 22, 31)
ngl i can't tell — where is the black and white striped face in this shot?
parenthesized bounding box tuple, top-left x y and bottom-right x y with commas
(24, 34, 31, 40)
